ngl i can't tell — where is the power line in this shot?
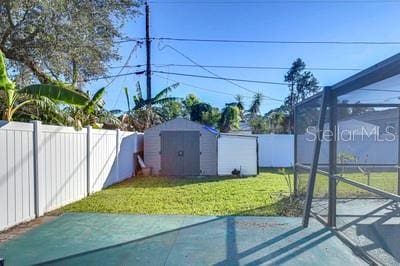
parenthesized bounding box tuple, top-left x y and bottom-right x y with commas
(112, 73, 129, 109)
(113, 39, 143, 44)
(82, 70, 145, 82)
(110, 43, 141, 109)
(149, 0, 400, 3)
(154, 73, 251, 98)
(118, 37, 400, 45)
(153, 70, 288, 86)
(158, 43, 261, 94)
(158, 43, 284, 101)
(109, 64, 147, 69)
(112, 63, 361, 71)
(155, 37, 400, 45)
(154, 74, 285, 102)
(84, 69, 286, 101)
(104, 42, 140, 88)
(163, 64, 362, 71)
(155, 64, 362, 71)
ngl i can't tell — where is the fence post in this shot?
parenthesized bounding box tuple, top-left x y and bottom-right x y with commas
(86, 126, 92, 196)
(32, 120, 41, 218)
(133, 132, 138, 177)
(116, 129, 120, 182)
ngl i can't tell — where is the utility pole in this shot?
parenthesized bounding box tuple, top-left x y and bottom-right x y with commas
(145, 1, 152, 102)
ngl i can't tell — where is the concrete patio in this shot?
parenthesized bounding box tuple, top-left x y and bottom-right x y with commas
(0, 213, 366, 265)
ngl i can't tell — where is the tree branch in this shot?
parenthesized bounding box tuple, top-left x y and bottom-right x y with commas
(6, 4, 15, 28)
(0, 4, 14, 46)
(2, 48, 52, 84)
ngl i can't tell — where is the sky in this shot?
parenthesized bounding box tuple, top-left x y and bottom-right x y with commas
(88, 0, 400, 114)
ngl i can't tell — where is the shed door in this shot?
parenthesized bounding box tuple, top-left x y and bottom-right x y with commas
(161, 131, 200, 176)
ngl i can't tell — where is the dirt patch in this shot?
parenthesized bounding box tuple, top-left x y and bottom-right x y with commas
(0, 216, 57, 244)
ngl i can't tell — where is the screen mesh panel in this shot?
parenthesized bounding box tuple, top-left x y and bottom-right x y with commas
(295, 60, 400, 264)
(336, 106, 399, 196)
(295, 95, 323, 167)
(333, 106, 400, 264)
(337, 74, 400, 105)
(294, 93, 331, 221)
(295, 94, 323, 199)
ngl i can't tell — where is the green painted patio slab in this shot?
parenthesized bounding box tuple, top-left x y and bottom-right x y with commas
(0, 213, 366, 266)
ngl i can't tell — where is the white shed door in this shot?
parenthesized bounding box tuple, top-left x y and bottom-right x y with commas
(218, 135, 258, 176)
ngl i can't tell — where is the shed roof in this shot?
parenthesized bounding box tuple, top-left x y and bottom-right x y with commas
(144, 117, 219, 135)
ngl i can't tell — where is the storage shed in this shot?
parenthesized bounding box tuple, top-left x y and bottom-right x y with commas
(144, 118, 258, 176)
(218, 134, 259, 176)
(144, 118, 218, 176)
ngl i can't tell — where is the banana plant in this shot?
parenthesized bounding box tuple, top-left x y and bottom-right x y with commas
(0, 51, 89, 121)
(122, 82, 180, 130)
(64, 87, 121, 129)
(129, 81, 180, 111)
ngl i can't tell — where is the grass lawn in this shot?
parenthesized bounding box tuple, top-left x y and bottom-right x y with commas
(298, 170, 398, 198)
(61, 168, 302, 216)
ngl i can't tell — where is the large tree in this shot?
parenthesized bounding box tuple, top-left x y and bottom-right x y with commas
(284, 58, 320, 132)
(0, 0, 140, 84)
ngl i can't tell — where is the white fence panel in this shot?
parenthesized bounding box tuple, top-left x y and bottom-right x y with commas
(297, 134, 399, 165)
(90, 129, 117, 193)
(0, 122, 35, 230)
(117, 132, 142, 184)
(256, 134, 294, 167)
(0, 121, 143, 231)
(38, 125, 87, 214)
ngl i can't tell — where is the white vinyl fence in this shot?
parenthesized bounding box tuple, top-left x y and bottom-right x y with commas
(297, 134, 399, 165)
(256, 134, 294, 167)
(256, 133, 398, 167)
(0, 121, 143, 231)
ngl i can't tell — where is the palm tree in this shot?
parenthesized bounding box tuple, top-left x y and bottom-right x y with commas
(0, 51, 88, 121)
(123, 82, 180, 130)
(218, 105, 240, 133)
(248, 92, 263, 118)
(235, 94, 245, 112)
(225, 94, 245, 120)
